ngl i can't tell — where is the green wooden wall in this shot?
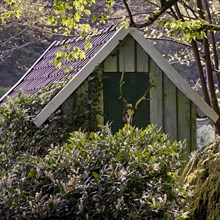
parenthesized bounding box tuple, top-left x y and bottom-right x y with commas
(103, 35, 196, 151)
(60, 35, 197, 152)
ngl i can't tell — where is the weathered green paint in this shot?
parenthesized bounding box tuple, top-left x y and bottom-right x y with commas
(190, 102, 197, 151)
(104, 52, 117, 72)
(149, 59, 163, 131)
(119, 36, 135, 72)
(163, 74, 177, 141)
(60, 35, 198, 153)
(149, 57, 196, 152)
(136, 42, 149, 72)
(103, 72, 150, 133)
(177, 89, 191, 158)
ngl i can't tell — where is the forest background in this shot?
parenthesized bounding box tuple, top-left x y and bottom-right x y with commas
(1, 0, 220, 131)
(1, 1, 220, 218)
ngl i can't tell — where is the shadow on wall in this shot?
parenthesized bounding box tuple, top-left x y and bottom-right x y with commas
(197, 118, 215, 148)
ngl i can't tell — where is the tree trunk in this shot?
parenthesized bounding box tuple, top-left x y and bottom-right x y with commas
(203, 0, 220, 94)
(196, 0, 220, 134)
(191, 40, 211, 106)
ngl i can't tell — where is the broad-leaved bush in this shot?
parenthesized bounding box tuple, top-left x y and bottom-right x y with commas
(0, 81, 67, 155)
(0, 69, 102, 156)
(0, 125, 189, 219)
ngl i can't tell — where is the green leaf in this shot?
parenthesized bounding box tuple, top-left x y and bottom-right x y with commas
(28, 168, 37, 179)
(92, 171, 99, 180)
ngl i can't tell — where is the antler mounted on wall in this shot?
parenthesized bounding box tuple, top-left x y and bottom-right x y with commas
(119, 71, 151, 125)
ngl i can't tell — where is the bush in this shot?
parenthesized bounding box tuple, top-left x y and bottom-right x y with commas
(0, 125, 189, 219)
(182, 142, 220, 220)
(0, 82, 68, 155)
(0, 69, 102, 156)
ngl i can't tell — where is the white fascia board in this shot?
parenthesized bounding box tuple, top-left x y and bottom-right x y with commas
(33, 27, 130, 127)
(130, 28, 219, 122)
(0, 41, 57, 103)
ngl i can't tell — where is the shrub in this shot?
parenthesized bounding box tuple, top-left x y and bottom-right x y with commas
(0, 76, 72, 153)
(0, 90, 66, 155)
(0, 69, 102, 156)
(182, 142, 220, 220)
(0, 125, 189, 219)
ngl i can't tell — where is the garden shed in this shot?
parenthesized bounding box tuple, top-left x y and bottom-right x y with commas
(1, 25, 218, 152)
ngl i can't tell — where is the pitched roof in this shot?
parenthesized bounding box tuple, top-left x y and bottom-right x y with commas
(1, 26, 218, 126)
(0, 25, 118, 100)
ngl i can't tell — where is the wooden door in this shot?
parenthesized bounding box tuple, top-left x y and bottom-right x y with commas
(103, 72, 150, 133)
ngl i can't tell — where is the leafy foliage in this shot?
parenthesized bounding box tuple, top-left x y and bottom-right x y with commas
(161, 19, 212, 43)
(0, 125, 189, 219)
(0, 67, 102, 155)
(182, 142, 220, 220)
(0, 80, 67, 155)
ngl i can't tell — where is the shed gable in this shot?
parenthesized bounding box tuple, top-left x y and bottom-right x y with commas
(1, 26, 217, 137)
(103, 36, 196, 150)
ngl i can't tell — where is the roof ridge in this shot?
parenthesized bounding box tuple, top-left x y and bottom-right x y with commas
(54, 25, 119, 47)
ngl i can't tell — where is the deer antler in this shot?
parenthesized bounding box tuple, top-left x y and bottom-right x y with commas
(119, 70, 128, 105)
(134, 84, 152, 110)
(119, 71, 152, 126)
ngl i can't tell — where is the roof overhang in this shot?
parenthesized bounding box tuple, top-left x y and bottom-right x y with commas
(33, 26, 130, 127)
(130, 29, 219, 123)
(33, 27, 219, 127)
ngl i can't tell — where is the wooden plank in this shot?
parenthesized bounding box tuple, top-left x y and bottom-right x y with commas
(163, 75, 177, 141)
(119, 36, 135, 72)
(190, 102, 197, 151)
(177, 89, 191, 160)
(136, 42, 149, 72)
(149, 59, 163, 131)
(130, 29, 219, 123)
(103, 50, 118, 72)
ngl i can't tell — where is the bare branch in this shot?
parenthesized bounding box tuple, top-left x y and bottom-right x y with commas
(123, 0, 134, 26)
(131, 0, 179, 28)
(135, 84, 152, 110)
(119, 70, 128, 105)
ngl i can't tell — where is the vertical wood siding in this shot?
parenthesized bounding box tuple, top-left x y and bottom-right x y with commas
(104, 52, 117, 72)
(190, 102, 197, 151)
(149, 59, 163, 131)
(119, 36, 135, 72)
(163, 74, 177, 141)
(177, 89, 191, 158)
(136, 43, 149, 72)
(105, 36, 149, 74)
(149, 59, 196, 150)
(61, 35, 197, 153)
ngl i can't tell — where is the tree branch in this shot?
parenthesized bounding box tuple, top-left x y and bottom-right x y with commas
(123, 0, 134, 26)
(131, 0, 179, 28)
